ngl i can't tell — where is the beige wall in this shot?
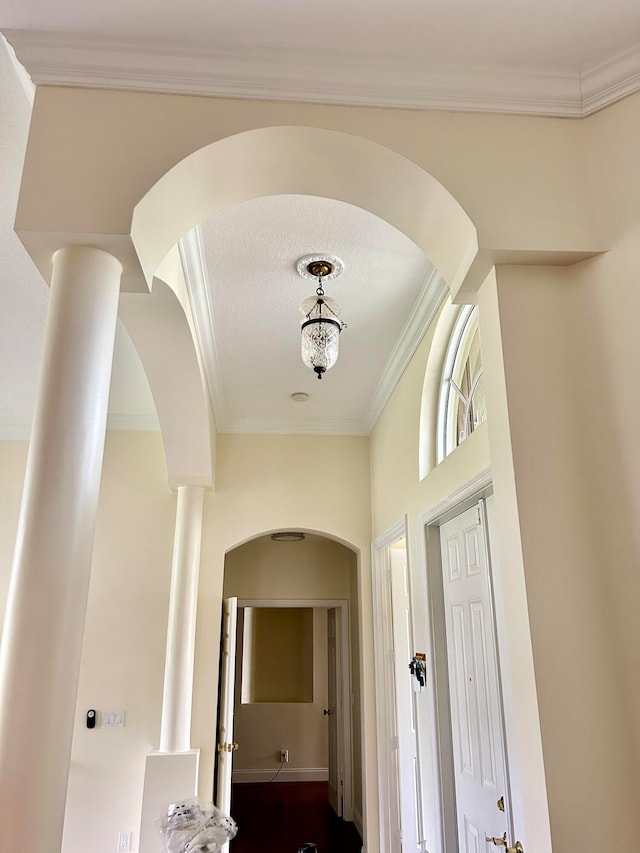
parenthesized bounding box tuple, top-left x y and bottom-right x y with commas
(223, 534, 356, 777)
(18, 86, 597, 270)
(369, 300, 493, 853)
(0, 433, 176, 853)
(196, 433, 372, 839)
(369, 248, 640, 852)
(478, 264, 638, 849)
(5, 79, 640, 853)
(569, 230, 640, 764)
(246, 607, 315, 703)
(223, 534, 353, 601)
(0, 431, 371, 853)
(233, 607, 329, 772)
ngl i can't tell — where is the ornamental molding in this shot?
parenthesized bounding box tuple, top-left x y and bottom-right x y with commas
(364, 266, 448, 433)
(179, 228, 447, 436)
(0, 412, 160, 440)
(4, 29, 640, 117)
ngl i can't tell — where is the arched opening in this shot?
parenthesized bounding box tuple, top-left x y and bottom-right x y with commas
(126, 123, 481, 853)
(221, 530, 362, 853)
(126, 122, 478, 491)
(131, 126, 478, 297)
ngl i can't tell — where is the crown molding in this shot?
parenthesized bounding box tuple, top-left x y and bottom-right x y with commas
(5, 28, 640, 117)
(217, 418, 369, 436)
(0, 413, 159, 440)
(106, 413, 160, 431)
(180, 228, 448, 436)
(177, 227, 369, 436)
(0, 425, 31, 440)
(364, 266, 448, 433)
(580, 44, 640, 115)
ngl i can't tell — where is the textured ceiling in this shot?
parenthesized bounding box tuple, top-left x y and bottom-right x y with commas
(198, 195, 432, 433)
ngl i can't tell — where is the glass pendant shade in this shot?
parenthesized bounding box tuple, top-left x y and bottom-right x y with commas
(300, 297, 343, 379)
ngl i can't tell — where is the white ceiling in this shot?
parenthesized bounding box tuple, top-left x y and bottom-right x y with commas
(4, 0, 640, 69)
(196, 195, 434, 434)
(2, 2, 640, 435)
(5, 2, 640, 115)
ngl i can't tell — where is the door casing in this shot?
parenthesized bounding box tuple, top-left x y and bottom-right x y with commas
(420, 468, 514, 852)
(371, 517, 424, 853)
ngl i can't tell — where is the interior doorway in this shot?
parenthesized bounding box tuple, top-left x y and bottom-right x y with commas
(218, 532, 362, 848)
(229, 600, 352, 815)
(424, 483, 514, 853)
(371, 519, 423, 853)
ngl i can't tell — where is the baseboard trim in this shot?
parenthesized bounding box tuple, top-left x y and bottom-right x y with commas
(352, 805, 364, 837)
(232, 767, 329, 783)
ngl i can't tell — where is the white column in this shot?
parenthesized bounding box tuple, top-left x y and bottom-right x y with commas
(0, 246, 122, 853)
(159, 484, 206, 753)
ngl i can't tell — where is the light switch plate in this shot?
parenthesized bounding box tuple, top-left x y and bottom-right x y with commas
(117, 830, 131, 851)
(101, 710, 126, 728)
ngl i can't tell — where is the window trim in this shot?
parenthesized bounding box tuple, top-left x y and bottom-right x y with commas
(437, 304, 480, 462)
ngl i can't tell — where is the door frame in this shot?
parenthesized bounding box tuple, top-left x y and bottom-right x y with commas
(236, 598, 353, 821)
(371, 517, 424, 853)
(420, 467, 514, 852)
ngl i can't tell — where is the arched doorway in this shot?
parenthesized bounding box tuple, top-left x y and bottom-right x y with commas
(220, 531, 361, 852)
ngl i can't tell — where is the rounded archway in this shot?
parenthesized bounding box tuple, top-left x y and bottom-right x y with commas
(222, 530, 362, 844)
(132, 125, 477, 295)
(129, 124, 478, 488)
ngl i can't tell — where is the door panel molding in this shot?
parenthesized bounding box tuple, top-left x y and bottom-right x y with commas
(419, 472, 494, 853)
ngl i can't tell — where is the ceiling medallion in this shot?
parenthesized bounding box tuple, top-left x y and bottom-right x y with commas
(297, 254, 347, 380)
(296, 254, 344, 282)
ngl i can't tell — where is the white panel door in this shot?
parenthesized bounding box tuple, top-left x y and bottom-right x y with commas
(327, 607, 343, 816)
(216, 597, 238, 816)
(440, 506, 508, 851)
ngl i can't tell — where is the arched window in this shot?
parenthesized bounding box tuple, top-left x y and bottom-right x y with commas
(437, 305, 487, 461)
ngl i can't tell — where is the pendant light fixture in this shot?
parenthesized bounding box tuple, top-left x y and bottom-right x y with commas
(297, 254, 346, 379)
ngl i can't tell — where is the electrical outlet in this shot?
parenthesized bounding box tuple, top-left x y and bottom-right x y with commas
(280, 749, 289, 763)
(117, 831, 131, 851)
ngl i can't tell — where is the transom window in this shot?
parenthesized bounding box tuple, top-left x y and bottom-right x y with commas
(437, 305, 487, 461)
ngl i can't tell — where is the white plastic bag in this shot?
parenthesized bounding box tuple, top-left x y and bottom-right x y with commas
(158, 798, 237, 853)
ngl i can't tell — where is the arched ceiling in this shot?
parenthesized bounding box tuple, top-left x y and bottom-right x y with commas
(2, 0, 640, 438)
(190, 194, 435, 434)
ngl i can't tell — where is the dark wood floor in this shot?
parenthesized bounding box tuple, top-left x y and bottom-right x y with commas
(230, 781, 362, 853)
